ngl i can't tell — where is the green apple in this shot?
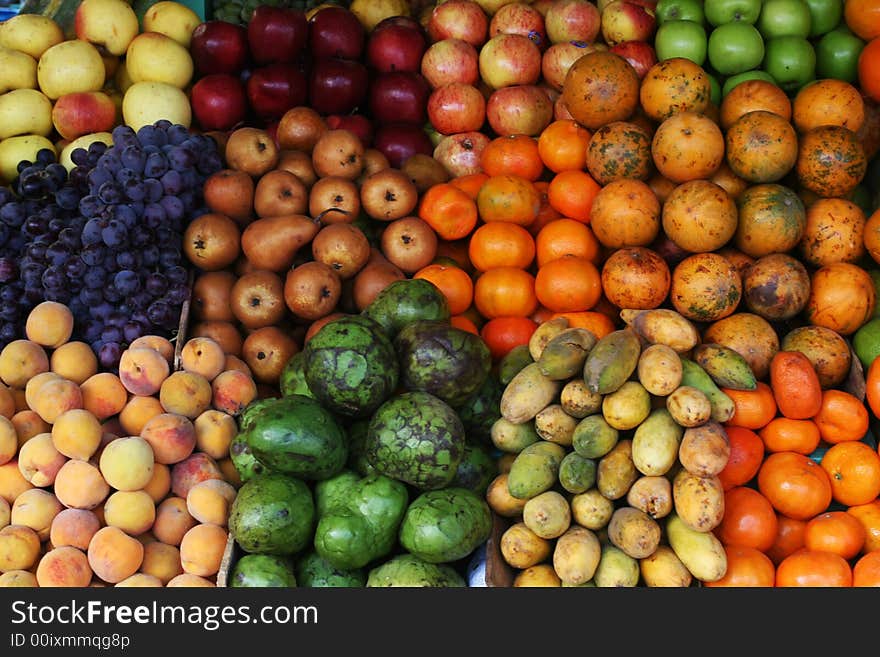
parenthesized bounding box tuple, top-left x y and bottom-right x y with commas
(0, 47, 37, 94)
(707, 22, 765, 75)
(804, 0, 843, 37)
(655, 0, 704, 25)
(704, 0, 762, 26)
(654, 19, 707, 65)
(36, 39, 106, 100)
(707, 72, 722, 105)
(757, 0, 812, 39)
(816, 26, 865, 82)
(762, 36, 816, 92)
(0, 134, 55, 184)
(721, 69, 777, 96)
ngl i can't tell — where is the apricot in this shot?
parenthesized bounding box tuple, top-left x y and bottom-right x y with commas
(11, 488, 63, 540)
(186, 479, 236, 526)
(99, 436, 155, 492)
(36, 546, 93, 587)
(87, 526, 145, 584)
(128, 335, 175, 363)
(0, 340, 49, 388)
(0, 461, 33, 504)
(0, 416, 16, 465)
(152, 497, 196, 546)
(0, 525, 41, 572)
(0, 570, 38, 586)
(223, 354, 252, 377)
(194, 409, 237, 460)
(119, 395, 165, 436)
(180, 337, 226, 382)
(190, 320, 244, 356)
(115, 573, 163, 587)
(30, 378, 84, 424)
(140, 541, 183, 584)
(17, 432, 67, 486)
(119, 347, 171, 396)
(80, 373, 129, 421)
(26, 301, 74, 349)
(140, 412, 197, 465)
(159, 371, 213, 419)
(0, 497, 8, 529)
(103, 490, 156, 536)
(0, 385, 14, 419)
(51, 408, 102, 461)
(142, 463, 171, 503)
(10, 387, 27, 413)
(10, 410, 50, 448)
(170, 452, 224, 498)
(217, 458, 242, 488)
(211, 369, 258, 416)
(179, 523, 228, 577)
(50, 341, 98, 384)
(166, 573, 215, 587)
(53, 459, 109, 510)
(50, 508, 101, 550)
(24, 371, 60, 410)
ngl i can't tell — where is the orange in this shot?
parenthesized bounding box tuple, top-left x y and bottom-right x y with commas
(534, 255, 602, 313)
(546, 169, 601, 223)
(820, 440, 880, 507)
(418, 183, 478, 241)
(467, 222, 536, 272)
(867, 354, 880, 420)
(473, 267, 538, 320)
(535, 218, 601, 268)
(769, 350, 823, 420)
(527, 180, 563, 236)
(723, 382, 777, 430)
(848, 500, 880, 553)
(859, 37, 880, 103)
(716, 486, 779, 552)
(804, 510, 866, 560)
(412, 263, 474, 316)
(812, 389, 870, 445)
(853, 550, 880, 586)
(702, 545, 775, 588)
(717, 425, 765, 490)
(845, 0, 880, 40)
(537, 119, 591, 173)
(766, 514, 807, 566)
(759, 417, 821, 455)
(757, 451, 833, 521)
(450, 315, 479, 335)
(480, 316, 538, 361)
(775, 549, 852, 587)
(549, 311, 615, 339)
(449, 172, 489, 199)
(480, 133, 544, 181)
(476, 174, 541, 226)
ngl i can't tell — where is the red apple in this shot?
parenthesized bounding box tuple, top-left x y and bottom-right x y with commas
(489, 2, 547, 50)
(609, 39, 657, 79)
(478, 33, 542, 90)
(544, 0, 602, 44)
(308, 56, 369, 116)
(373, 15, 424, 33)
(541, 40, 606, 91)
(246, 63, 308, 121)
(366, 23, 428, 73)
(486, 84, 553, 137)
(190, 20, 250, 76)
(247, 5, 308, 65)
(420, 38, 480, 89)
(309, 6, 365, 60)
(191, 73, 248, 131)
(433, 130, 490, 177)
(326, 113, 373, 147)
(601, 0, 656, 46)
(51, 91, 117, 140)
(368, 71, 431, 126)
(373, 122, 434, 168)
(427, 82, 487, 135)
(426, 0, 489, 48)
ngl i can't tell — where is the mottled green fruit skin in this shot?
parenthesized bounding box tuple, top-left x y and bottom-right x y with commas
(366, 391, 466, 490)
(279, 351, 314, 399)
(362, 278, 451, 338)
(399, 487, 492, 564)
(228, 473, 315, 555)
(451, 442, 498, 495)
(506, 441, 567, 499)
(242, 395, 347, 481)
(230, 432, 274, 484)
(303, 315, 399, 419)
(366, 554, 466, 587)
(346, 419, 377, 477)
(238, 398, 278, 433)
(454, 371, 503, 445)
(499, 344, 534, 385)
(295, 551, 366, 588)
(394, 320, 492, 408)
(558, 452, 597, 494)
(230, 554, 297, 588)
(313, 471, 409, 570)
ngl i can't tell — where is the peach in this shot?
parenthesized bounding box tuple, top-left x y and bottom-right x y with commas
(140, 540, 183, 584)
(25, 301, 74, 348)
(224, 354, 252, 377)
(92, 431, 119, 462)
(0, 461, 33, 504)
(193, 409, 237, 460)
(128, 335, 175, 363)
(30, 378, 84, 424)
(103, 490, 156, 536)
(11, 488, 63, 540)
(186, 479, 236, 526)
(50, 508, 100, 550)
(49, 340, 98, 384)
(119, 395, 165, 436)
(99, 436, 155, 491)
(179, 523, 227, 577)
(118, 347, 170, 396)
(170, 452, 223, 498)
(166, 573, 215, 587)
(17, 432, 67, 486)
(36, 545, 93, 587)
(140, 412, 197, 465)
(0, 497, 9, 529)
(142, 462, 171, 503)
(10, 387, 27, 413)
(87, 526, 144, 584)
(0, 339, 50, 388)
(115, 573, 163, 587)
(101, 416, 124, 437)
(25, 371, 61, 410)
(10, 410, 50, 447)
(180, 336, 226, 382)
(0, 570, 38, 586)
(51, 408, 103, 460)
(53, 459, 109, 510)
(211, 369, 258, 416)
(159, 371, 213, 419)
(152, 497, 196, 546)
(217, 458, 241, 488)
(0, 416, 16, 464)
(80, 372, 129, 421)
(0, 525, 41, 571)
(0, 384, 14, 419)
(136, 532, 156, 546)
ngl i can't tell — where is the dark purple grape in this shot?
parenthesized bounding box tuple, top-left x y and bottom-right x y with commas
(54, 187, 81, 211)
(101, 221, 128, 249)
(123, 179, 146, 203)
(165, 265, 188, 285)
(0, 304, 20, 321)
(0, 258, 17, 283)
(98, 152, 121, 173)
(159, 195, 184, 222)
(122, 321, 144, 343)
(102, 252, 117, 270)
(47, 217, 65, 234)
(43, 288, 72, 304)
(45, 242, 70, 267)
(0, 286, 20, 304)
(97, 181, 122, 205)
(98, 342, 122, 370)
(0, 322, 18, 343)
(88, 141, 108, 156)
(116, 251, 137, 270)
(112, 204, 137, 228)
(112, 125, 138, 147)
(197, 151, 223, 176)
(70, 148, 89, 166)
(166, 282, 190, 306)
(120, 144, 146, 172)
(79, 287, 103, 306)
(91, 301, 114, 322)
(178, 190, 196, 213)
(103, 284, 123, 303)
(46, 163, 67, 186)
(78, 195, 103, 218)
(180, 169, 199, 189)
(25, 243, 47, 262)
(145, 273, 168, 296)
(20, 262, 43, 286)
(159, 250, 181, 268)
(84, 266, 108, 289)
(113, 269, 140, 295)
(142, 203, 166, 228)
(0, 203, 24, 227)
(130, 226, 152, 248)
(168, 146, 196, 172)
(129, 291, 152, 311)
(166, 124, 190, 145)
(107, 311, 129, 329)
(115, 167, 139, 186)
(80, 243, 106, 267)
(23, 216, 48, 237)
(64, 256, 87, 279)
(36, 148, 56, 165)
(160, 169, 183, 195)
(41, 265, 65, 290)
(141, 245, 160, 267)
(7, 233, 25, 252)
(143, 178, 164, 203)
(0, 223, 9, 247)
(81, 218, 105, 246)
(87, 167, 113, 190)
(144, 152, 169, 178)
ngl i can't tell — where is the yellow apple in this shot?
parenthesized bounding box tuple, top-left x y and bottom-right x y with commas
(0, 134, 56, 183)
(122, 81, 191, 131)
(37, 39, 106, 100)
(113, 60, 134, 94)
(59, 131, 113, 172)
(142, 1, 202, 48)
(124, 32, 193, 89)
(0, 46, 38, 93)
(0, 89, 54, 139)
(74, 0, 140, 56)
(0, 14, 64, 60)
(350, 0, 410, 31)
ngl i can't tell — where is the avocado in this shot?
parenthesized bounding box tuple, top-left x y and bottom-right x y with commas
(229, 554, 297, 588)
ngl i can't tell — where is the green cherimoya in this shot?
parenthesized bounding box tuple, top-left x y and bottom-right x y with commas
(229, 554, 297, 588)
(295, 550, 366, 588)
(366, 554, 466, 587)
(361, 277, 451, 339)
